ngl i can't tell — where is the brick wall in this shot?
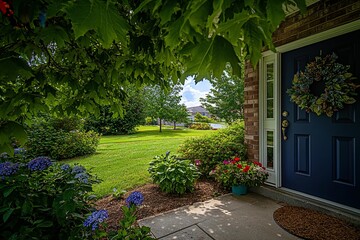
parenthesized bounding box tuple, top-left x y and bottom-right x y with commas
(244, 62, 259, 162)
(244, 0, 360, 161)
(273, 0, 360, 46)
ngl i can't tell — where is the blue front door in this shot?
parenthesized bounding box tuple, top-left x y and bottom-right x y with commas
(281, 30, 360, 209)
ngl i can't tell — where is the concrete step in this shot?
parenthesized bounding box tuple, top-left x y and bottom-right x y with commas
(250, 185, 360, 227)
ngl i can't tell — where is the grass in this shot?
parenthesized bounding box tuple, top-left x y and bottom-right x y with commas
(65, 125, 213, 197)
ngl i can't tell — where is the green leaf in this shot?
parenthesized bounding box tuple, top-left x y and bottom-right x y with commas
(211, 36, 242, 78)
(3, 209, 14, 223)
(165, 17, 184, 49)
(0, 56, 34, 83)
(0, 121, 27, 154)
(217, 11, 251, 45)
(64, 0, 129, 47)
(159, 1, 179, 25)
(37, 26, 70, 48)
(266, 0, 285, 28)
(3, 187, 16, 198)
(206, 0, 224, 37)
(22, 200, 33, 216)
(183, 39, 213, 80)
(36, 220, 54, 228)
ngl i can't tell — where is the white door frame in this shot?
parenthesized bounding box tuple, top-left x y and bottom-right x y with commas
(259, 19, 360, 188)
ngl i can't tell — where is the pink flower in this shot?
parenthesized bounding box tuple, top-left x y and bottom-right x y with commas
(223, 160, 230, 165)
(195, 160, 201, 166)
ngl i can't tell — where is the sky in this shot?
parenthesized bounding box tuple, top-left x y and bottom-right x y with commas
(180, 76, 212, 107)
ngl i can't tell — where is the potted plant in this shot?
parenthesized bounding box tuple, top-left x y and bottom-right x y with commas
(213, 157, 269, 196)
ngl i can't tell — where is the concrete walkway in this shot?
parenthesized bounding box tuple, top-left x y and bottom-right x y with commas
(138, 193, 300, 240)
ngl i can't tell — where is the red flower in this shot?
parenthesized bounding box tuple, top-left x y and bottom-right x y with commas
(242, 165, 250, 172)
(237, 164, 242, 169)
(254, 161, 262, 167)
(234, 157, 240, 162)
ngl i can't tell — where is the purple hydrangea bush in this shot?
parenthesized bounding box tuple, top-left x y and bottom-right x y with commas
(0, 156, 100, 240)
(0, 161, 19, 180)
(83, 209, 109, 231)
(27, 156, 52, 171)
(125, 191, 144, 207)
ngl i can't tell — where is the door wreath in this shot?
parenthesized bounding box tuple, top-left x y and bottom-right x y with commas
(287, 53, 358, 117)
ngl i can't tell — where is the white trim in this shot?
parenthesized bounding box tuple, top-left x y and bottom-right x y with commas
(259, 54, 280, 187)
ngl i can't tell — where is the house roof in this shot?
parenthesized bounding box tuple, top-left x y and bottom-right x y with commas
(187, 106, 208, 113)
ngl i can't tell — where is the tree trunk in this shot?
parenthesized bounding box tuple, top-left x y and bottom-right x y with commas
(159, 118, 162, 132)
(173, 121, 176, 130)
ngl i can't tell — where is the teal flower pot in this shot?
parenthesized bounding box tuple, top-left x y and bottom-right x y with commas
(232, 185, 248, 196)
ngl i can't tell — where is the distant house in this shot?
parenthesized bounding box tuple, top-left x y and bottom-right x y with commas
(187, 106, 210, 121)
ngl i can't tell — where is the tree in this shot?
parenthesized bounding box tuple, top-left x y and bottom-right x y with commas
(167, 104, 189, 130)
(84, 86, 145, 135)
(200, 65, 244, 123)
(0, 0, 306, 152)
(144, 84, 187, 132)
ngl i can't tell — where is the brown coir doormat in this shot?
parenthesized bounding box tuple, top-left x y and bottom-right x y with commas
(273, 206, 360, 240)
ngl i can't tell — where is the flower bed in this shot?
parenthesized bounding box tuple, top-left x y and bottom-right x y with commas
(213, 157, 269, 187)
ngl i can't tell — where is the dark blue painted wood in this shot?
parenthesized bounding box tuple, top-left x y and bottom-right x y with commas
(281, 30, 360, 209)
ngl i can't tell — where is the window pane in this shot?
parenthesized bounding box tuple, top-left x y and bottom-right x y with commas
(267, 99, 274, 118)
(266, 63, 274, 81)
(267, 131, 274, 146)
(266, 131, 274, 169)
(266, 63, 274, 118)
(267, 80, 274, 98)
(267, 147, 274, 169)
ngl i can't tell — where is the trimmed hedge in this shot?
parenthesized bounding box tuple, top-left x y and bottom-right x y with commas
(178, 120, 246, 176)
(188, 122, 211, 130)
(26, 119, 100, 160)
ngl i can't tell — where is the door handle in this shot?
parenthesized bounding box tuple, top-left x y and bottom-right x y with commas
(282, 119, 289, 141)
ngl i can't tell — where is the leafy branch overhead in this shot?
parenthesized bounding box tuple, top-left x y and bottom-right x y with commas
(0, 0, 306, 152)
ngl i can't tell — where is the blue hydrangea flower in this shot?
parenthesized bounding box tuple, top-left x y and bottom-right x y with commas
(125, 191, 144, 207)
(27, 157, 52, 171)
(71, 165, 85, 174)
(74, 172, 89, 184)
(0, 162, 19, 179)
(83, 210, 109, 231)
(60, 164, 71, 171)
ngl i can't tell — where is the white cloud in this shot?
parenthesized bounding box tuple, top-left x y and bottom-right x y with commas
(180, 77, 211, 107)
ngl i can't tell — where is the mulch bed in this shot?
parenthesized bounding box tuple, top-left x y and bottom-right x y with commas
(273, 206, 360, 240)
(96, 179, 229, 230)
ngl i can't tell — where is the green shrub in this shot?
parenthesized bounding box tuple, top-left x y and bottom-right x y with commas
(0, 158, 100, 240)
(188, 122, 212, 130)
(178, 120, 247, 176)
(148, 153, 200, 195)
(26, 122, 100, 160)
(194, 112, 213, 123)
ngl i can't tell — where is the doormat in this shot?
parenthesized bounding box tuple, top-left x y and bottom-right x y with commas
(273, 206, 360, 240)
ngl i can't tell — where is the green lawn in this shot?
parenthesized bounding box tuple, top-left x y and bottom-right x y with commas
(65, 126, 213, 197)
